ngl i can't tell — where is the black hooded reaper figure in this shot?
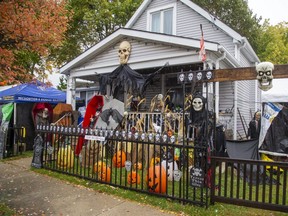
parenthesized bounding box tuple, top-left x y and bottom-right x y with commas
(99, 64, 167, 101)
(188, 93, 208, 144)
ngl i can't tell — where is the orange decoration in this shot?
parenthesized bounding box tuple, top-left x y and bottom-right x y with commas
(112, 151, 126, 168)
(98, 166, 111, 183)
(146, 165, 167, 194)
(127, 171, 140, 184)
(133, 162, 142, 170)
(93, 161, 107, 173)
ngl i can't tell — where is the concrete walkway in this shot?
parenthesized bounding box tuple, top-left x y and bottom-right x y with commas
(0, 157, 178, 216)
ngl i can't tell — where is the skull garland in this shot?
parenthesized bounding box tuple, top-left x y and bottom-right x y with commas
(256, 62, 274, 91)
(118, 41, 131, 65)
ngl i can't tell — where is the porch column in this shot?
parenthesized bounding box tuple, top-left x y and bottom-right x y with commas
(67, 76, 76, 110)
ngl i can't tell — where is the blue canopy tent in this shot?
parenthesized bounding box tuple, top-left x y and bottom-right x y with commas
(0, 80, 66, 103)
(0, 80, 68, 151)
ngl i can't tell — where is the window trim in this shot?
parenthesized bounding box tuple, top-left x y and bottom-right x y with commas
(146, 3, 177, 35)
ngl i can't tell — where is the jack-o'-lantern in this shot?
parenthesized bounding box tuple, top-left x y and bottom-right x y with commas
(98, 165, 111, 183)
(133, 162, 142, 170)
(93, 161, 107, 173)
(57, 145, 74, 169)
(146, 165, 167, 194)
(112, 150, 126, 168)
(127, 171, 140, 184)
(150, 157, 160, 167)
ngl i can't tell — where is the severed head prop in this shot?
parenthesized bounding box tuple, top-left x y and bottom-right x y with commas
(118, 41, 131, 65)
(256, 62, 274, 91)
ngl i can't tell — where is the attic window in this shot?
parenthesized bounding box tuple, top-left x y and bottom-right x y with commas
(147, 3, 176, 35)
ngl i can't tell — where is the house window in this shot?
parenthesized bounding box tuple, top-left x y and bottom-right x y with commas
(148, 4, 176, 35)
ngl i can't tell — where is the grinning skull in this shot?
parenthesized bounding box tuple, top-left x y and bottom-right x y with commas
(118, 41, 131, 64)
(170, 135, 175, 143)
(206, 71, 212, 80)
(192, 97, 204, 111)
(188, 72, 194, 82)
(196, 72, 202, 81)
(256, 62, 274, 91)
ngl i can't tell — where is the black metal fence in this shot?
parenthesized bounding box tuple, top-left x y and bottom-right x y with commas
(0, 126, 26, 159)
(210, 156, 288, 213)
(36, 125, 209, 207)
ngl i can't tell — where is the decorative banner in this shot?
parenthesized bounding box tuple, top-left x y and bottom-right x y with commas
(259, 102, 283, 148)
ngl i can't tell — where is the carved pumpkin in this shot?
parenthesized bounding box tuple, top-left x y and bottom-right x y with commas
(112, 150, 126, 168)
(127, 171, 140, 184)
(93, 161, 107, 173)
(133, 162, 142, 170)
(146, 165, 167, 194)
(98, 165, 111, 183)
(57, 145, 74, 169)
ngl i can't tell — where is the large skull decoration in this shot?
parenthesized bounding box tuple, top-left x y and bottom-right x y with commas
(118, 41, 131, 64)
(256, 62, 274, 91)
(192, 97, 204, 111)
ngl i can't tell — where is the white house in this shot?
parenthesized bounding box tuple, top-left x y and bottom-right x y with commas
(60, 0, 261, 140)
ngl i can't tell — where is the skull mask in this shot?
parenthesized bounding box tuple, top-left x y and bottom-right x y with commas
(206, 71, 212, 80)
(192, 97, 204, 111)
(256, 62, 274, 91)
(188, 72, 194, 82)
(196, 72, 202, 81)
(118, 41, 131, 64)
(179, 73, 185, 82)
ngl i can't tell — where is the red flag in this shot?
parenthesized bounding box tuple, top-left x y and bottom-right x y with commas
(199, 24, 206, 62)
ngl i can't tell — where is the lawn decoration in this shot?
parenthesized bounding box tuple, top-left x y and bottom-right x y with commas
(127, 171, 140, 184)
(146, 165, 167, 194)
(98, 165, 111, 183)
(118, 41, 131, 65)
(256, 62, 274, 91)
(133, 162, 143, 170)
(161, 160, 179, 181)
(93, 161, 107, 173)
(57, 145, 74, 169)
(112, 150, 126, 168)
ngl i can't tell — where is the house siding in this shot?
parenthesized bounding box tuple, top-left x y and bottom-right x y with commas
(131, 0, 236, 56)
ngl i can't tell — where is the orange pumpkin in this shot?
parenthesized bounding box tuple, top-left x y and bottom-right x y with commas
(150, 157, 160, 167)
(127, 171, 140, 184)
(112, 151, 126, 168)
(98, 166, 111, 183)
(133, 162, 142, 170)
(146, 165, 167, 194)
(93, 161, 107, 173)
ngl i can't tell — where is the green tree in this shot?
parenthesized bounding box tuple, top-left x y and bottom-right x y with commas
(51, 0, 143, 67)
(192, 0, 262, 53)
(57, 75, 67, 90)
(257, 21, 288, 64)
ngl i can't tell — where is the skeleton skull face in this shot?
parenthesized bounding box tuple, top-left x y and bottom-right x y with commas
(118, 41, 131, 64)
(155, 134, 160, 142)
(122, 131, 126, 138)
(192, 97, 204, 111)
(134, 132, 139, 140)
(170, 135, 175, 143)
(163, 134, 168, 142)
(179, 73, 185, 82)
(141, 133, 146, 141)
(206, 71, 212, 80)
(128, 131, 132, 139)
(188, 72, 194, 82)
(148, 133, 153, 141)
(115, 130, 119, 137)
(256, 62, 274, 91)
(196, 72, 202, 80)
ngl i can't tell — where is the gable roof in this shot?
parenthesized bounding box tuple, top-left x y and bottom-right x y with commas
(125, 0, 259, 62)
(60, 28, 219, 74)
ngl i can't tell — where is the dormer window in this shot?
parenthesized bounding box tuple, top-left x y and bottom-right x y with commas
(147, 3, 176, 35)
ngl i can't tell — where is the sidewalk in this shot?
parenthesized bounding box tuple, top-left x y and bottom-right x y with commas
(0, 157, 177, 216)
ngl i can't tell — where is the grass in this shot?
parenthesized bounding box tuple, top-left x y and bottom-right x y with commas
(1, 152, 287, 216)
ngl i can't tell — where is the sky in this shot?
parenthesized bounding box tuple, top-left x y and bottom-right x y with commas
(48, 0, 288, 87)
